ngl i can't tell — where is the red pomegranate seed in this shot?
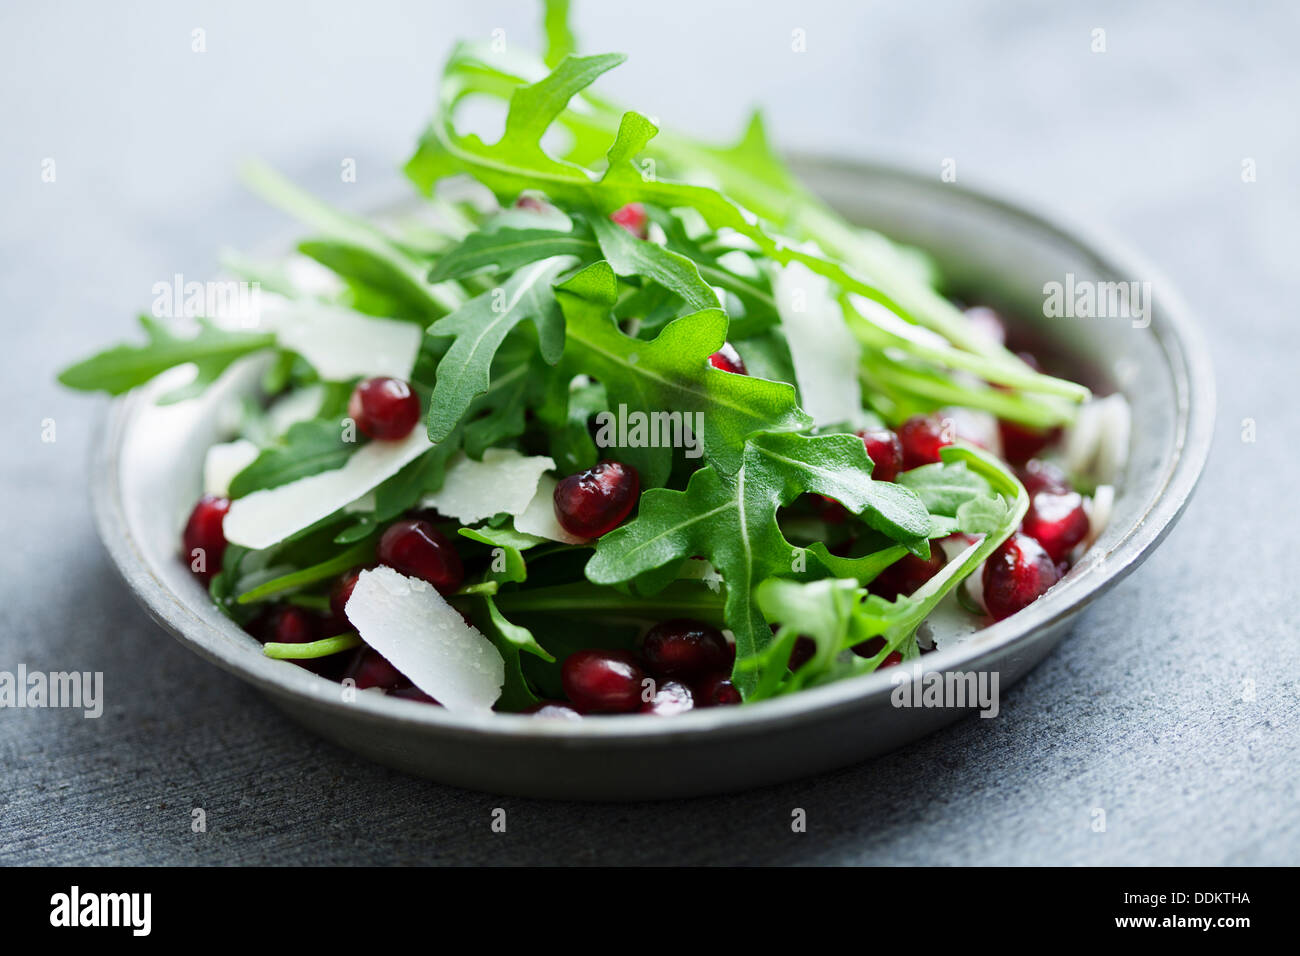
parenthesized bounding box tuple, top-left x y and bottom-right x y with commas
(329, 567, 366, 622)
(879, 651, 903, 668)
(707, 342, 748, 375)
(182, 494, 230, 581)
(695, 673, 742, 707)
(850, 635, 886, 659)
(561, 649, 645, 713)
(553, 460, 639, 538)
(610, 202, 648, 238)
(856, 427, 904, 483)
(389, 685, 440, 705)
(982, 532, 1061, 621)
(524, 700, 583, 719)
(261, 605, 317, 645)
(1022, 491, 1089, 562)
(344, 647, 408, 690)
(347, 377, 421, 441)
(788, 636, 817, 671)
(638, 619, 730, 680)
(638, 680, 695, 716)
(1019, 458, 1071, 497)
(377, 519, 464, 593)
(896, 414, 954, 471)
(965, 306, 1008, 347)
(869, 541, 947, 601)
(998, 419, 1062, 465)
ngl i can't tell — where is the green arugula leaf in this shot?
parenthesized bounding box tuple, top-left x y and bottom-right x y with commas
(241, 160, 463, 320)
(227, 419, 352, 499)
(426, 256, 574, 442)
(589, 215, 719, 314)
(56, 315, 274, 401)
(555, 261, 810, 486)
(428, 226, 598, 283)
(585, 431, 930, 695)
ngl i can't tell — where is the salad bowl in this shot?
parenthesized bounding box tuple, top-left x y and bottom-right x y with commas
(89, 157, 1213, 800)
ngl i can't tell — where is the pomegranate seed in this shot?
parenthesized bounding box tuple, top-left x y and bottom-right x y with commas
(524, 700, 583, 719)
(610, 202, 648, 238)
(856, 426, 904, 482)
(329, 567, 365, 622)
(788, 636, 817, 671)
(344, 647, 408, 690)
(561, 649, 645, 713)
(1019, 459, 1071, 497)
(851, 635, 886, 658)
(707, 342, 747, 375)
(261, 605, 318, 645)
(347, 377, 421, 441)
(998, 419, 1062, 465)
(695, 673, 742, 707)
(638, 619, 730, 680)
(982, 532, 1061, 621)
(879, 651, 903, 668)
(1023, 491, 1089, 562)
(553, 460, 639, 538)
(869, 541, 947, 601)
(389, 685, 440, 705)
(638, 680, 695, 715)
(377, 519, 464, 593)
(896, 414, 954, 471)
(965, 306, 1007, 347)
(182, 494, 230, 581)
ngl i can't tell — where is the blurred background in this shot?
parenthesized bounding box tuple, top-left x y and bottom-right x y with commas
(2, 0, 1296, 864)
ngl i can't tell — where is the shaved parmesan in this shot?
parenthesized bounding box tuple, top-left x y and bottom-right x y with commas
(267, 302, 421, 382)
(513, 474, 587, 545)
(1064, 394, 1131, 483)
(772, 259, 864, 426)
(420, 449, 555, 525)
(345, 567, 503, 712)
(224, 426, 433, 549)
(203, 439, 259, 497)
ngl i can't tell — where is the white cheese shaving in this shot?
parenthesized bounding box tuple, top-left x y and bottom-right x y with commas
(1064, 394, 1131, 484)
(202, 439, 259, 497)
(420, 449, 555, 525)
(345, 567, 503, 712)
(772, 259, 864, 426)
(224, 426, 433, 549)
(267, 302, 421, 382)
(513, 474, 587, 545)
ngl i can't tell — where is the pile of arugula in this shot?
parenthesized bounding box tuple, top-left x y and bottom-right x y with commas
(58, 2, 1083, 704)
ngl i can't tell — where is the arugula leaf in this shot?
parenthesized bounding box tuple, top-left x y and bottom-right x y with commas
(227, 419, 352, 498)
(57, 315, 274, 401)
(428, 226, 598, 283)
(426, 256, 574, 443)
(555, 261, 809, 486)
(589, 215, 719, 314)
(585, 431, 930, 694)
(241, 160, 463, 320)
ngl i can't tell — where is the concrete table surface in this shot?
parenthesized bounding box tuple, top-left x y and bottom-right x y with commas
(1, 0, 1296, 865)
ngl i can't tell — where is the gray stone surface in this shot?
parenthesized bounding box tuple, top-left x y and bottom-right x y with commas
(1, 0, 1296, 865)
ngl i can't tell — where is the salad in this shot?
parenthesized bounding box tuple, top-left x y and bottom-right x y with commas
(59, 4, 1125, 718)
